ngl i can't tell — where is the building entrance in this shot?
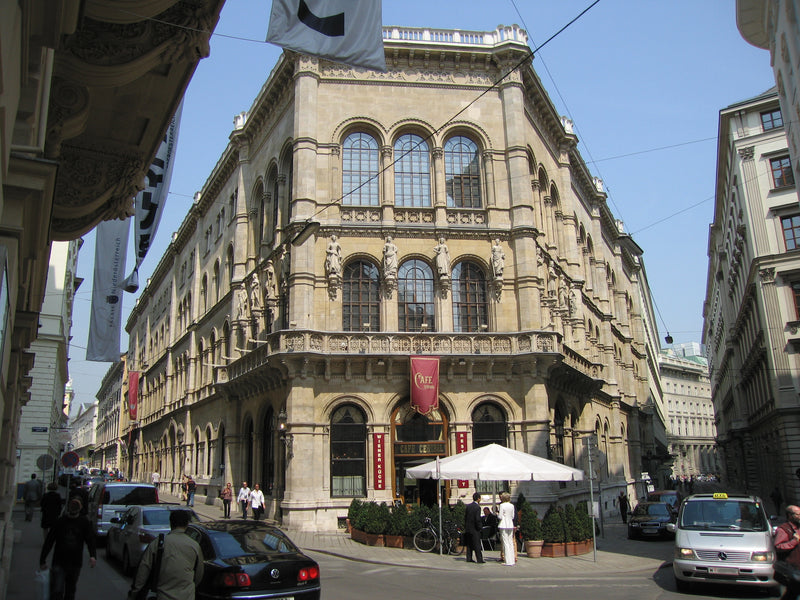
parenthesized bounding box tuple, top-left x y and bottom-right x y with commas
(390, 403, 448, 506)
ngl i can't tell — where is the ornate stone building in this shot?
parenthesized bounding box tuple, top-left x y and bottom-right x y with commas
(704, 87, 800, 503)
(660, 347, 717, 479)
(126, 26, 665, 531)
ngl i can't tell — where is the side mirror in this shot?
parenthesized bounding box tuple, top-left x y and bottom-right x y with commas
(666, 523, 676, 533)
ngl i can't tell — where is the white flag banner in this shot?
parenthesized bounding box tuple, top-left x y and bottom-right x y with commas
(267, 0, 386, 72)
(123, 100, 183, 293)
(86, 218, 130, 362)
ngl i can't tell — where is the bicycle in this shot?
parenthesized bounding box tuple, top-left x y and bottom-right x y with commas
(413, 517, 464, 555)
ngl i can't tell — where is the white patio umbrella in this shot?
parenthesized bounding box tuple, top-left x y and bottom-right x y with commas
(406, 443, 585, 481)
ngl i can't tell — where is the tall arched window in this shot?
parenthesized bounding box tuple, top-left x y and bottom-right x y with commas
(194, 430, 202, 476)
(205, 427, 213, 475)
(394, 133, 431, 207)
(342, 132, 379, 206)
(398, 260, 435, 332)
(452, 261, 488, 332)
(217, 424, 226, 478)
(444, 135, 481, 208)
(330, 404, 367, 497)
(244, 419, 254, 486)
(261, 408, 275, 494)
(213, 261, 220, 303)
(472, 402, 507, 493)
(343, 260, 380, 331)
(552, 408, 565, 464)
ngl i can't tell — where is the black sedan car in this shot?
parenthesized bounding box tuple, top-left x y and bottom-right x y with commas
(185, 520, 320, 600)
(627, 501, 677, 539)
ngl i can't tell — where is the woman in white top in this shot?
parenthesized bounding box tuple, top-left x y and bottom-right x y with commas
(497, 491, 517, 566)
(236, 482, 251, 519)
(249, 484, 266, 521)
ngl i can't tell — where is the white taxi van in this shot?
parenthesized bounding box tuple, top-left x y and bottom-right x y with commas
(668, 492, 776, 592)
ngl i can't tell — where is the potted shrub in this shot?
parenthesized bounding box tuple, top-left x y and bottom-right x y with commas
(346, 498, 362, 534)
(540, 505, 566, 557)
(385, 503, 407, 548)
(349, 499, 367, 543)
(361, 501, 387, 546)
(517, 496, 543, 558)
(576, 500, 594, 552)
(564, 503, 582, 555)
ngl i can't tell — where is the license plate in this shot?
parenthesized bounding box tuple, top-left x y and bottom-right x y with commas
(642, 528, 659, 535)
(709, 567, 738, 575)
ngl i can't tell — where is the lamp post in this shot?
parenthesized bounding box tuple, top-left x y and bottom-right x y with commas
(278, 408, 293, 459)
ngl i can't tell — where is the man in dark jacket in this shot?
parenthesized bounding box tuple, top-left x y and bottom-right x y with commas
(463, 492, 484, 564)
(40, 498, 97, 600)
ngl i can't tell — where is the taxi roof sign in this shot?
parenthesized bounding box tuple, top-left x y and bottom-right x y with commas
(712, 492, 728, 499)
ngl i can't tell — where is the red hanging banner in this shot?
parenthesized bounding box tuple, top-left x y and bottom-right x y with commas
(456, 432, 469, 488)
(373, 433, 385, 490)
(409, 356, 439, 415)
(128, 371, 140, 421)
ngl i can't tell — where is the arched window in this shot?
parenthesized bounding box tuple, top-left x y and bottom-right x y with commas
(552, 408, 565, 464)
(444, 135, 481, 208)
(342, 132, 379, 206)
(213, 261, 220, 303)
(330, 404, 367, 497)
(343, 260, 380, 331)
(398, 260, 435, 332)
(217, 424, 226, 478)
(394, 133, 431, 207)
(472, 402, 507, 493)
(261, 408, 275, 494)
(452, 261, 488, 332)
(194, 430, 202, 476)
(205, 427, 213, 475)
(244, 419, 254, 486)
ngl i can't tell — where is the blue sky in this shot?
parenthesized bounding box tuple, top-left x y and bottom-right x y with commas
(66, 1, 777, 411)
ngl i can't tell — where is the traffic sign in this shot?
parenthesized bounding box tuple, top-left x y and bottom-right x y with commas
(61, 451, 79, 468)
(36, 454, 55, 471)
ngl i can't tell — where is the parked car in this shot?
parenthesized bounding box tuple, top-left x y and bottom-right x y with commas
(184, 520, 320, 600)
(669, 492, 776, 592)
(87, 481, 159, 540)
(627, 501, 677, 539)
(106, 505, 200, 575)
(647, 490, 682, 509)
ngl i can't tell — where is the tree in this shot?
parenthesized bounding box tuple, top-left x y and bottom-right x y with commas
(517, 498, 542, 541)
(541, 504, 566, 543)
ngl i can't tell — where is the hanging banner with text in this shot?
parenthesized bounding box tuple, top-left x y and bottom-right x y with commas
(373, 433, 385, 490)
(409, 356, 439, 415)
(128, 371, 140, 421)
(456, 432, 469, 488)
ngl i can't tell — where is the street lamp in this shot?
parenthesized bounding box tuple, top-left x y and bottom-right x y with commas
(277, 408, 293, 458)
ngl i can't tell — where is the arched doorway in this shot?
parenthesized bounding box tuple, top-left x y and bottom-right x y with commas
(391, 402, 448, 507)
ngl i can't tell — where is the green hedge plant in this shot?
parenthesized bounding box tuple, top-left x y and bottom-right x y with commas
(541, 504, 566, 543)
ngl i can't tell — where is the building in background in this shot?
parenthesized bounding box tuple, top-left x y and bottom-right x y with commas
(737, 0, 800, 198)
(15, 240, 81, 487)
(70, 402, 97, 469)
(94, 359, 125, 475)
(126, 25, 670, 532)
(659, 347, 716, 480)
(704, 87, 800, 504)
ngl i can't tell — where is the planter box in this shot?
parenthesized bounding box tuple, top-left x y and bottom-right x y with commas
(524, 540, 544, 558)
(384, 534, 404, 548)
(350, 528, 367, 544)
(364, 532, 385, 547)
(540, 542, 566, 557)
(565, 540, 593, 556)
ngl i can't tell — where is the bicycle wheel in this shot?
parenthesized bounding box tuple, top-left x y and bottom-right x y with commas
(448, 533, 464, 555)
(413, 528, 437, 552)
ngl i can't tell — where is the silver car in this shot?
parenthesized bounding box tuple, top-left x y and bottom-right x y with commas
(105, 504, 200, 575)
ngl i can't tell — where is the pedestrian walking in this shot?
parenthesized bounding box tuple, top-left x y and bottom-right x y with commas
(774, 505, 800, 600)
(128, 509, 203, 600)
(463, 492, 484, 564)
(40, 482, 64, 540)
(237, 482, 251, 519)
(185, 476, 196, 507)
(249, 484, 265, 521)
(23, 473, 43, 521)
(39, 498, 97, 600)
(618, 491, 630, 524)
(220, 482, 233, 518)
(151, 471, 160, 489)
(497, 491, 517, 566)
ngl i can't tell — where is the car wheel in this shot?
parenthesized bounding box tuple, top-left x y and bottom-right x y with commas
(122, 548, 133, 577)
(627, 528, 635, 539)
(105, 540, 113, 561)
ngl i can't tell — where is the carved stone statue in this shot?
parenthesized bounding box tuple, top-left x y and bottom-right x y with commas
(263, 259, 277, 300)
(248, 273, 262, 310)
(325, 234, 342, 277)
(434, 236, 450, 277)
(383, 236, 398, 279)
(236, 286, 248, 320)
(547, 263, 558, 297)
(558, 274, 568, 307)
(490, 239, 505, 280)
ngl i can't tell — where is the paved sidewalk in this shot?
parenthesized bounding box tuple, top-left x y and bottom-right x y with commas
(167, 492, 673, 576)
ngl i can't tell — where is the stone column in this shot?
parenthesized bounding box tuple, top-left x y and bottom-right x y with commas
(739, 146, 770, 255)
(381, 145, 395, 224)
(759, 268, 795, 403)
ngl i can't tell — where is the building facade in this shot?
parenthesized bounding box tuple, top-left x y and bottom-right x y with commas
(94, 359, 125, 474)
(15, 240, 81, 486)
(126, 26, 666, 531)
(659, 347, 717, 480)
(704, 88, 800, 504)
(737, 0, 800, 197)
(70, 402, 97, 469)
